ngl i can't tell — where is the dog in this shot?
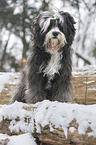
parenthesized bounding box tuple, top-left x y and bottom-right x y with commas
(12, 10, 75, 103)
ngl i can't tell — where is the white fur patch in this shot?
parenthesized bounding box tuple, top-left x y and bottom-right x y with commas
(43, 52, 62, 80)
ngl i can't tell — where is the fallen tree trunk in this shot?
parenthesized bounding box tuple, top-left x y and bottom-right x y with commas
(0, 101, 96, 145)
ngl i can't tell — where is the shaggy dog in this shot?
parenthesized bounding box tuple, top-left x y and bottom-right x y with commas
(13, 10, 75, 103)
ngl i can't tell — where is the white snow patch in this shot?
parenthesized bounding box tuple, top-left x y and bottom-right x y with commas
(0, 72, 20, 93)
(88, 87, 96, 90)
(0, 133, 36, 145)
(0, 133, 9, 139)
(83, 80, 95, 84)
(72, 65, 96, 76)
(0, 73, 12, 93)
(88, 132, 94, 137)
(69, 127, 76, 133)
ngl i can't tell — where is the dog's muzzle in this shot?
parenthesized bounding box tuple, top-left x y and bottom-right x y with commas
(45, 27, 66, 53)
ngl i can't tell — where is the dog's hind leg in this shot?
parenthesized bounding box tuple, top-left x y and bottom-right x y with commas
(12, 71, 26, 103)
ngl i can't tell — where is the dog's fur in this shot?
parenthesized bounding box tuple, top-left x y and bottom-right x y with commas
(12, 10, 75, 103)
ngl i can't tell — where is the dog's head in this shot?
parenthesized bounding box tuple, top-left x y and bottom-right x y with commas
(33, 11, 75, 53)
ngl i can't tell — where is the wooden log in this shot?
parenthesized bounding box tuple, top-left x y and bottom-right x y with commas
(0, 118, 96, 145)
(0, 101, 96, 145)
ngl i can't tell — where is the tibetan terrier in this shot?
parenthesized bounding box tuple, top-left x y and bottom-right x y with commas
(13, 10, 76, 103)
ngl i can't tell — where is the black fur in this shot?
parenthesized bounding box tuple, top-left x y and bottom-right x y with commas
(12, 11, 75, 103)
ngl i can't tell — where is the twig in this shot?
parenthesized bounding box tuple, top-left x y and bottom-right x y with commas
(85, 77, 88, 105)
(82, 0, 90, 11)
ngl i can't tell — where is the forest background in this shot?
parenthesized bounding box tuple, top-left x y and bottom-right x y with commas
(0, 0, 96, 72)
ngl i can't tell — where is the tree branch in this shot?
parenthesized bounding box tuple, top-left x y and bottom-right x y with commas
(75, 51, 91, 65)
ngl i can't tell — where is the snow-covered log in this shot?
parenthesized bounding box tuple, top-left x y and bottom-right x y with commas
(0, 101, 96, 145)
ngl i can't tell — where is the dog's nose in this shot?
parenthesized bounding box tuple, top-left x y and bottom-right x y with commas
(52, 31, 59, 37)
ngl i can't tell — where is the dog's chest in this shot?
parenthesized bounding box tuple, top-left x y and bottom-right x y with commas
(43, 52, 62, 80)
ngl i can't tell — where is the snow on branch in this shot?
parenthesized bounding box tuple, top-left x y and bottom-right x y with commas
(0, 101, 96, 144)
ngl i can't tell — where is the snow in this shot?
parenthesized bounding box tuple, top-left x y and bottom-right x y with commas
(83, 80, 95, 84)
(88, 87, 96, 90)
(0, 133, 36, 145)
(72, 65, 96, 76)
(0, 100, 96, 143)
(69, 127, 76, 133)
(0, 72, 19, 93)
(35, 101, 96, 137)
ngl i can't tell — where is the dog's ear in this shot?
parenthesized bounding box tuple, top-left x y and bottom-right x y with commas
(60, 12, 76, 45)
(32, 16, 45, 47)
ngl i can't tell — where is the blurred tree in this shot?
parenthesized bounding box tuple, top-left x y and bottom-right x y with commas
(62, 0, 96, 66)
(0, 0, 21, 71)
(1, 0, 50, 59)
(0, 32, 19, 72)
(39, 0, 50, 11)
(0, 0, 51, 72)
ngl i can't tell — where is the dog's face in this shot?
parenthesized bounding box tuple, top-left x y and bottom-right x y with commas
(33, 11, 75, 53)
(44, 27, 66, 53)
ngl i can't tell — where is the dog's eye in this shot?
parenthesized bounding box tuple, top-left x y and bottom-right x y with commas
(58, 23, 64, 32)
(46, 19, 56, 32)
(50, 19, 56, 27)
